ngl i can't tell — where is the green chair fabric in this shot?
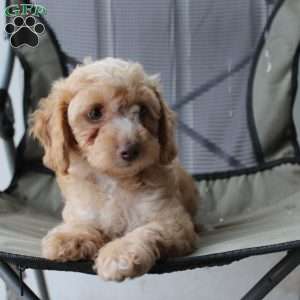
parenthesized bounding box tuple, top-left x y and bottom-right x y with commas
(0, 0, 300, 275)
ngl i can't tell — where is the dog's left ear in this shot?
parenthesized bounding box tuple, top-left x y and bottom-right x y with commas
(149, 77, 177, 165)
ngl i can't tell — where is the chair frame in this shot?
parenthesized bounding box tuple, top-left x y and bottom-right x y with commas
(0, 249, 299, 300)
(1, 0, 300, 299)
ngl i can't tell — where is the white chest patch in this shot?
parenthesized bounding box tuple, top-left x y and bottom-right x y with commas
(93, 175, 162, 235)
(65, 172, 164, 238)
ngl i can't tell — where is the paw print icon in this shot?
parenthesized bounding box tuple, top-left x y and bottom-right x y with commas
(5, 16, 45, 48)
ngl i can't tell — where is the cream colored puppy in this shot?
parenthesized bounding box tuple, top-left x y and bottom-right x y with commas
(31, 58, 199, 281)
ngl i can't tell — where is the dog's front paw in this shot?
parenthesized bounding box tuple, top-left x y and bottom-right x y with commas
(95, 238, 156, 281)
(42, 224, 108, 262)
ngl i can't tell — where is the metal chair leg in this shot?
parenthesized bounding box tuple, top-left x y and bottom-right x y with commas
(33, 270, 50, 300)
(0, 261, 40, 300)
(242, 250, 300, 300)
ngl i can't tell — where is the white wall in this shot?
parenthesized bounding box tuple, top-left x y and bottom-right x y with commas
(1, 3, 300, 300)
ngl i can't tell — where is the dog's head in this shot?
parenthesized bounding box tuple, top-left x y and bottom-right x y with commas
(31, 58, 177, 178)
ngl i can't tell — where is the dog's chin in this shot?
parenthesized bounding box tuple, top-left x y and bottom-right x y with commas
(90, 158, 156, 179)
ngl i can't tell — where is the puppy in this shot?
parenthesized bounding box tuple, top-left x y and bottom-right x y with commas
(31, 58, 200, 281)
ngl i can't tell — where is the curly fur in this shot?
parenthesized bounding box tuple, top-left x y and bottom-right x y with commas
(31, 58, 200, 281)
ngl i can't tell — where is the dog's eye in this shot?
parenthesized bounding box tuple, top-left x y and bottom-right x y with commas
(139, 105, 148, 119)
(87, 105, 103, 122)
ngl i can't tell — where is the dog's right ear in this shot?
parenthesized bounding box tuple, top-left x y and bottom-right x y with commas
(30, 81, 74, 174)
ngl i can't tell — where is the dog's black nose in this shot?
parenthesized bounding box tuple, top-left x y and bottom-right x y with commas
(120, 143, 140, 161)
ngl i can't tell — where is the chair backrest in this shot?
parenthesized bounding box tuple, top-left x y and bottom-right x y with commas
(13, 0, 299, 172)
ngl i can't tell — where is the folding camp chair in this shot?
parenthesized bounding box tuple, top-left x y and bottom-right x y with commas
(1, 0, 300, 299)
